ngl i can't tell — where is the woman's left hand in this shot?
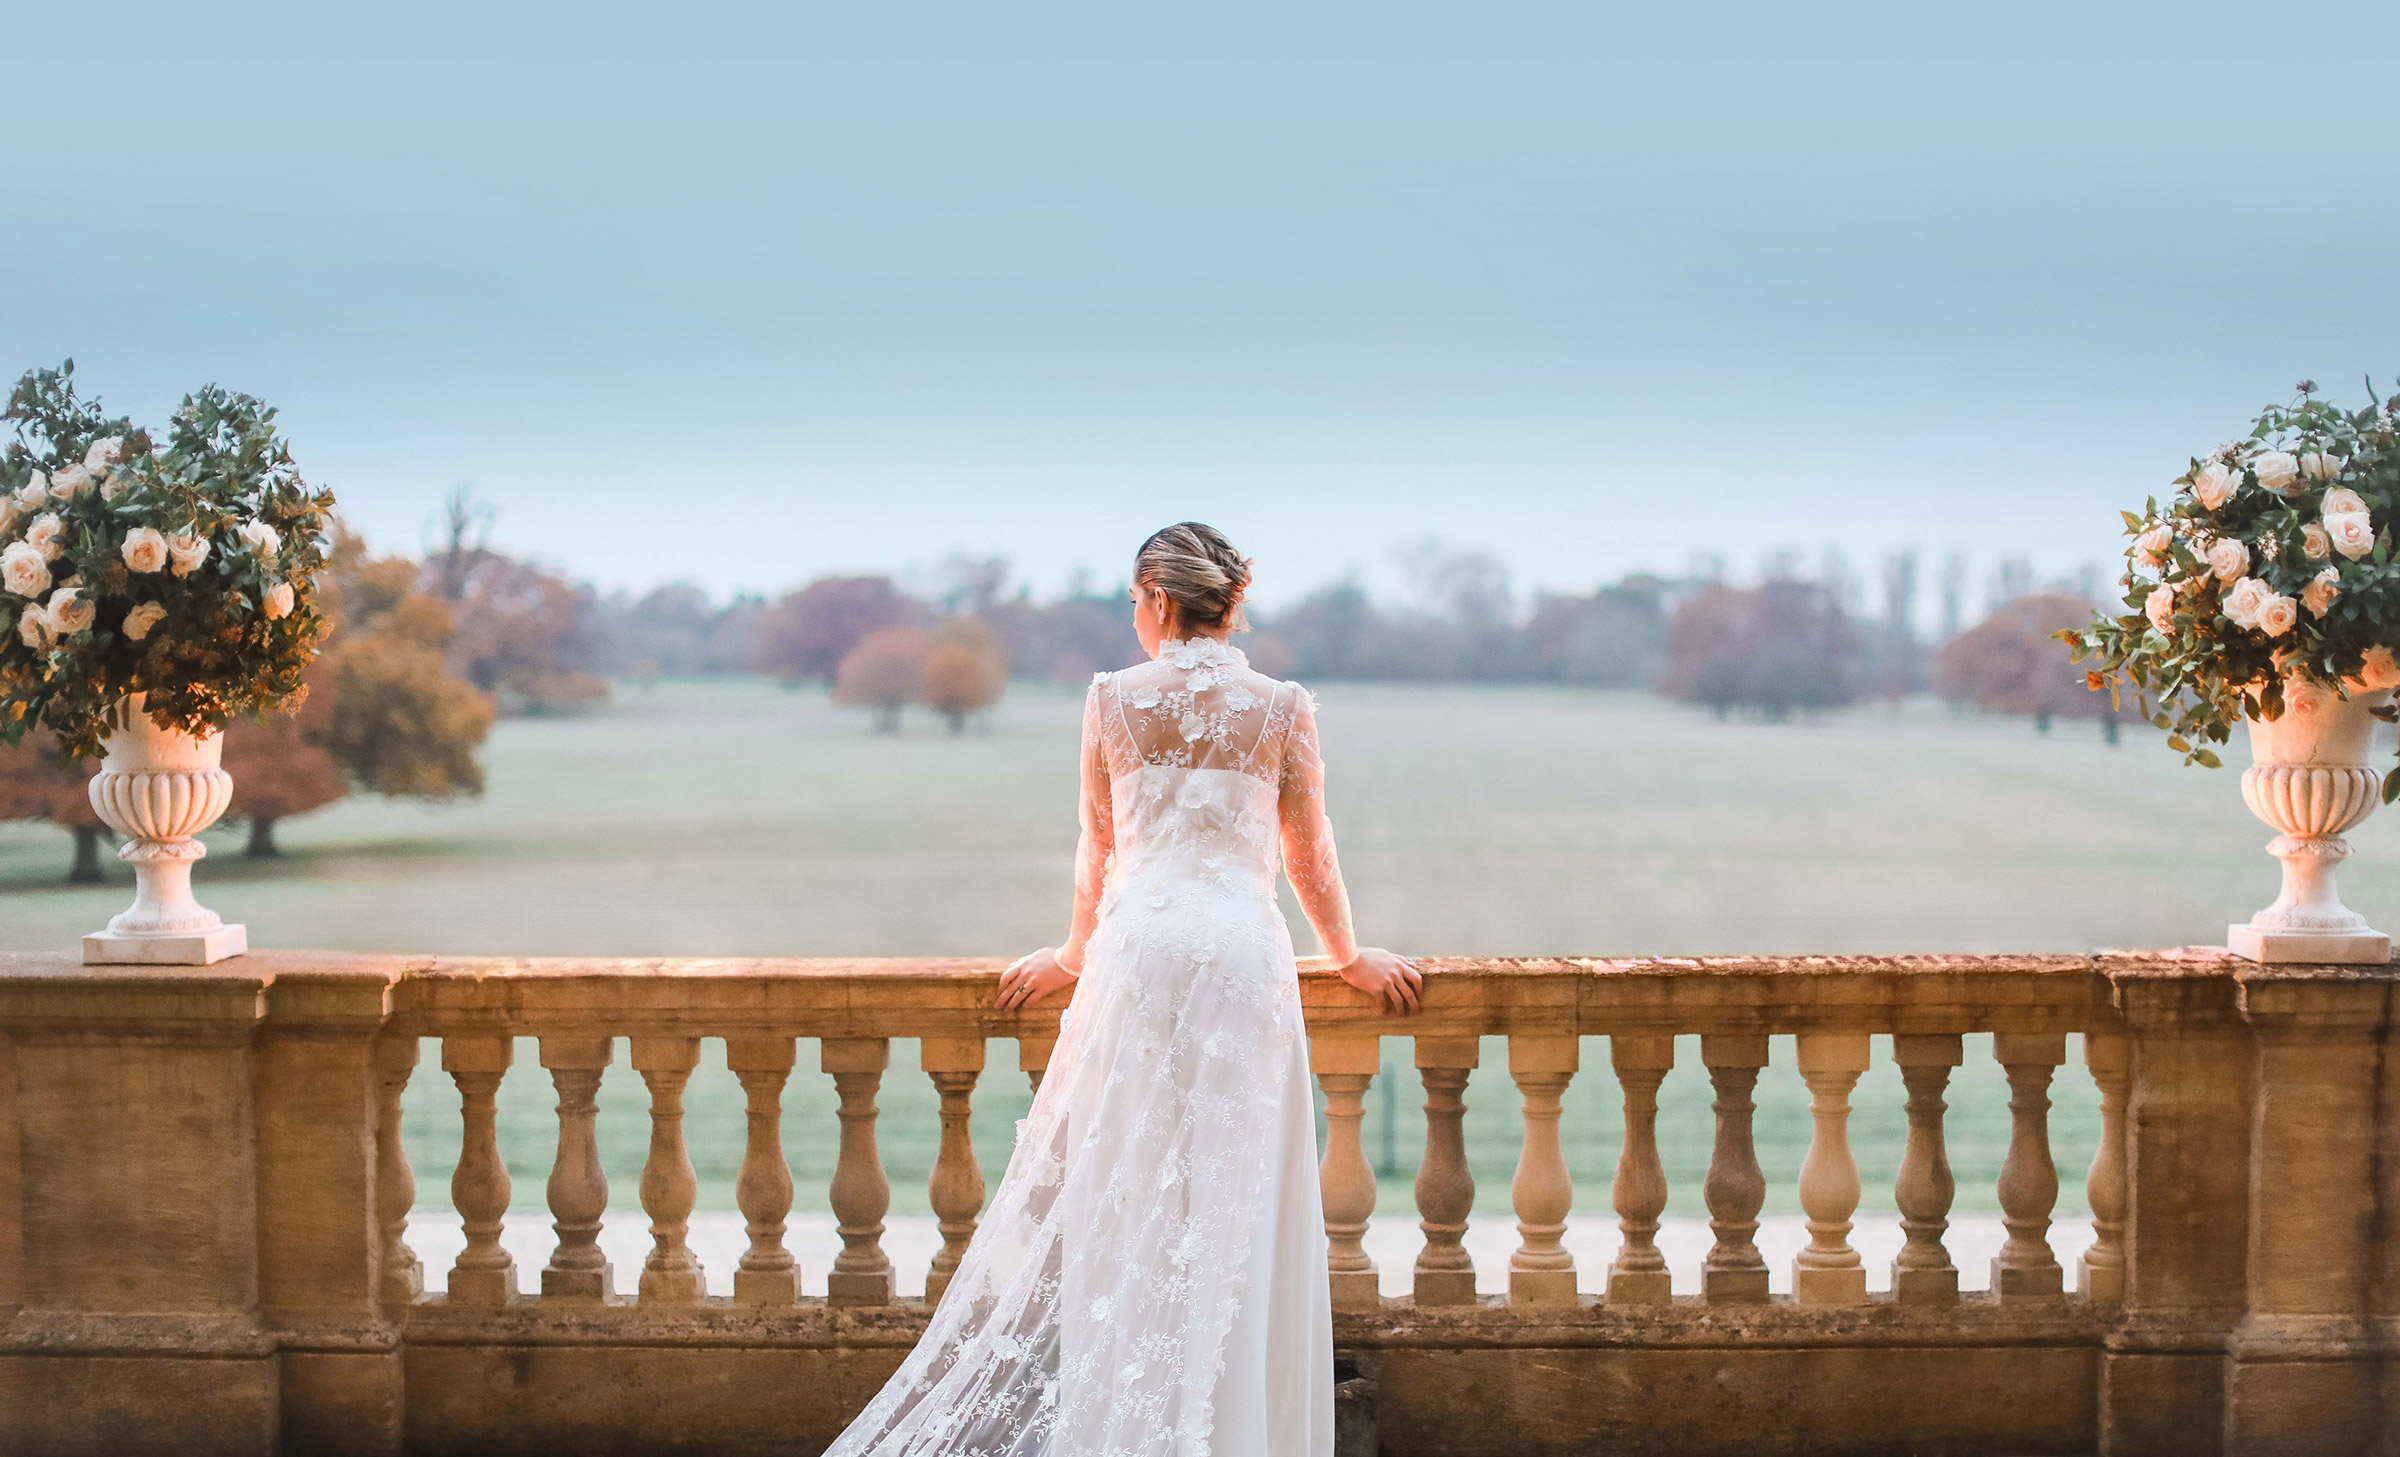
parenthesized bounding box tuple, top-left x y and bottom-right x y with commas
(996, 947, 1079, 1010)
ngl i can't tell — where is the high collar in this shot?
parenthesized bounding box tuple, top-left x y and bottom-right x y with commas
(1156, 635, 1246, 670)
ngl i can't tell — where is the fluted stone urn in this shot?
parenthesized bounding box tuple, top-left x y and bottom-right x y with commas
(2228, 677, 2393, 964)
(81, 694, 247, 965)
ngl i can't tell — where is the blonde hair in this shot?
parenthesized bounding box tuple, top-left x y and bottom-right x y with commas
(1134, 522, 1253, 632)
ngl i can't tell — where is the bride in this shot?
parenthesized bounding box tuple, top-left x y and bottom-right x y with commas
(825, 522, 1422, 1457)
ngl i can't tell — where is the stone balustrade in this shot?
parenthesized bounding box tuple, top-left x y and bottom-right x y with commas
(0, 947, 2392, 1455)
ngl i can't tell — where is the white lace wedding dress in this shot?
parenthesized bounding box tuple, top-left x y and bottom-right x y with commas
(825, 635, 1356, 1457)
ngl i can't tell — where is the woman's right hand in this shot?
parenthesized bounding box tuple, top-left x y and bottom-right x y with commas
(1336, 947, 1422, 1015)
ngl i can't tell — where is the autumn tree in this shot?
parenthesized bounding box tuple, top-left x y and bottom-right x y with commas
(834, 627, 932, 733)
(1936, 592, 2139, 738)
(222, 685, 346, 856)
(1659, 580, 1865, 720)
(323, 569, 495, 799)
(753, 576, 928, 684)
(204, 530, 498, 855)
(427, 488, 607, 713)
(0, 730, 106, 882)
(920, 616, 1009, 732)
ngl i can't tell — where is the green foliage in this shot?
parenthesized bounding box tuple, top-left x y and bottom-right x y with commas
(2064, 380, 2400, 768)
(0, 363, 335, 757)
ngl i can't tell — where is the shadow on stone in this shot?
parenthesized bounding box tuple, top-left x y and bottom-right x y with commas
(1334, 1352, 1379, 1457)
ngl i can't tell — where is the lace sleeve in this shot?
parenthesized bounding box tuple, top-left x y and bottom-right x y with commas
(1058, 678, 1117, 972)
(1276, 686, 1359, 966)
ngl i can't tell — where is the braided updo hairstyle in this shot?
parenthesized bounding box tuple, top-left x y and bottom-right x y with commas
(1134, 522, 1254, 632)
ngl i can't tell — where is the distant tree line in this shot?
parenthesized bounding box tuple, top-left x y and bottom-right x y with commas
(578, 545, 2113, 727)
(4, 529, 2117, 876)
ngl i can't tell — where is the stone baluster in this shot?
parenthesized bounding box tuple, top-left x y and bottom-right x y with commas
(1700, 1034, 1770, 1302)
(539, 1037, 615, 1303)
(1991, 1032, 2066, 1301)
(826, 1037, 894, 1306)
(443, 1036, 516, 1305)
(2079, 1031, 2130, 1306)
(1020, 1033, 1055, 1095)
(1508, 1035, 1580, 1306)
(1890, 1033, 1961, 1305)
(1412, 1037, 1479, 1306)
(923, 1037, 987, 1305)
(1312, 1036, 1382, 1310)
(372, 1036, 423, 1307)
(726, 1037, 801, 1306)
(633, 1037, 704, 1305)
(1607, 1035, 1673, 1305)
(1793, 1033, 1870, 1305)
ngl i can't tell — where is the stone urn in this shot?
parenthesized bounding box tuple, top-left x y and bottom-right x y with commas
(82, 695, 247, 965)
(2228, 676, 2393, 963)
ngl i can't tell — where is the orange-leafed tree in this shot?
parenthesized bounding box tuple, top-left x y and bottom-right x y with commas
(322, 576, 494, 802)
(834, 627, 933, 733)
(426, 488, 607, 714)
(0, 729, 106, 882)
(1936, 592, 2141, 737)
(754, 576, 929, 685)
(222, 685, 347, 857)
(213, 532, 497, 857)
(920, 616, 1009, 733)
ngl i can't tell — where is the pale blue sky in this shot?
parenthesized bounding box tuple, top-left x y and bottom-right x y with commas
(6, 11, 2398, 610)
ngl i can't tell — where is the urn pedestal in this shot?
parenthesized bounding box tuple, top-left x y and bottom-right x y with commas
(81, 697, 246, 965)
(2228, 681, 2392, 964)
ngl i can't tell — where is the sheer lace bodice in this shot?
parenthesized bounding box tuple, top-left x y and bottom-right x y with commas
(826, 634, 1342, 1457)
(1065, 636, 1358, 971)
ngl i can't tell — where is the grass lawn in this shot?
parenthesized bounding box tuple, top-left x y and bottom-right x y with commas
(9, 676, 2370, 1220)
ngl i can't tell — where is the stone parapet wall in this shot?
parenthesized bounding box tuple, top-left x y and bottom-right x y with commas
(0, 948, 2390, 1455)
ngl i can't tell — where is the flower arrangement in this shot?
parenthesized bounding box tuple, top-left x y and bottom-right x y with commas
(2068, 380, 2400, 786)
(0, 362, 335, 758)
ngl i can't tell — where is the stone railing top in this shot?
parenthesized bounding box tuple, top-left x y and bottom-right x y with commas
(0, 946, 2335, 1041)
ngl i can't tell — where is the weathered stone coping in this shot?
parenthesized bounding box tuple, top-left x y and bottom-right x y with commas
(384, 1290, 2109, 1350)
(0, 947, 2263, 1038)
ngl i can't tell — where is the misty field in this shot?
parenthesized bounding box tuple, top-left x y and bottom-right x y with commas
(8, 676, 2386, 1221)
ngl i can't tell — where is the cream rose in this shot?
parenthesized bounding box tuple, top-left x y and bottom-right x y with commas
(2253, 451, 2301, 493)
(2302, 522, 2331, 560)
(2144, 581, 2176, 633)
(262, 580, 295, 620)
(0, 498, 15, 538)
(13, 475, 46, 513)
(2302, 450, 2341, 482)
(2254, 592, 2300, 638)
(2134, 522, 2174, 570)
(2330, 512, 2376, 561)
(121, 601, 168, 642)
(2193, 462, 2237, 510)
(23, 513, 62, 563)
(44, 586, 94, 637)
(2207, 537, 2249, 581)
(2361, 646, 2400, 692)
(1, 542, 48, 599)
(46, 464, 90, 501)
(2304, 566, 2342, 618)
(120, 526, 169, 574)
(83, 436, 122, 471)
(236, 520, 281, 556)
(168, 533, 211, 577)
(2222, 576, 2269, 628)
(2324, 487, 2369, 518)
(15, 603, 45, 649)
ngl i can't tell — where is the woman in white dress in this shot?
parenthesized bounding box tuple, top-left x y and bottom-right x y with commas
(824, 522, 1421, 1457)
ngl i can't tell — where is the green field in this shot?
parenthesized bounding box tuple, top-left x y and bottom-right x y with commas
(8, 677, 2370, 1218)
